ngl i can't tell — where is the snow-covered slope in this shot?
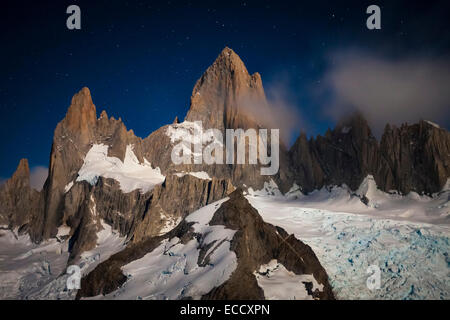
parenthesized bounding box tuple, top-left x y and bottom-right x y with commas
(79, 221, 127, 276)
(75, 144, 165, 194)
(0, 220, 127, 299)
(87, 199, 237, 300)
(247, 194, 450, 300)
(0, 229, 70, 299)
(274, 175, 449, 225)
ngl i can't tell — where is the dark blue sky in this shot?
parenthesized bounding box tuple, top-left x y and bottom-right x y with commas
(1, 0, 449, 180)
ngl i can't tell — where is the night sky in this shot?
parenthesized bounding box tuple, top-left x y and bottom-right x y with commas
(1, 0, 449, 186)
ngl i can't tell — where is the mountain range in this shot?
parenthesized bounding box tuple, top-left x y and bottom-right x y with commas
(0, 47, 449, 300)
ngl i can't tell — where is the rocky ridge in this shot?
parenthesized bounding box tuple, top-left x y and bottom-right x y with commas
(76, 189, 334, 300)
(289, 112, 450, 194)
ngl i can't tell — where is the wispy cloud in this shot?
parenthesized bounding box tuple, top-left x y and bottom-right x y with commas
(30, 166, 48, 191)
(318, 50, 450, 136)
(239, 79, 304, 145)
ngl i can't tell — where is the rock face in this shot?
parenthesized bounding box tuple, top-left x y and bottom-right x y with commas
(76, 189, 334, 300)
(142, 47, 279, 191)
(63, 173, 233, 263)
(185, 47, 265, 131)
(62, 178, 151, 263)
(380, 120, 450, 194)
(289, 112, 390, 192)
(28, 87, 150, 246)
(132, 175, 234, 242)
(0, 159, 41, 231)
(289, 113, 450, 195)
(203, 189, 334, 300)
(33, 88, 97, 241)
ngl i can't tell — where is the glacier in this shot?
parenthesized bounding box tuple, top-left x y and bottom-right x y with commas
(247, 178, 450, 300)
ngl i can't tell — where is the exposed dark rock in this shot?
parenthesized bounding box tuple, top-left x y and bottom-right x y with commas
(289, 112, 450, 195)
(203, 188, 334, 300)
(380, 120, 450, 194)
(0, 159, 41, 231)
(34, 88, 97, 241)
(289, 112, 390, 192)
(132, 174, 235, 242)
(60, 172, 233, 263)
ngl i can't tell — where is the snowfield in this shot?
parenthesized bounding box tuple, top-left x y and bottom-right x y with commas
(76, 144, 165, 194)
(247, 177, 450, 300)
(0, 220, 127, 299)
(88, 198, 237, 300)
(0, 230, 70, 299)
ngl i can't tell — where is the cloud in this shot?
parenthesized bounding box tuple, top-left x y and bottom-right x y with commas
(239, 80, 304, 146)
(30, 166, 48, 191)
(319, 50, 450, 136)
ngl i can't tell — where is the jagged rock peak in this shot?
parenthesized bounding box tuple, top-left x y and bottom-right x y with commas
(11, 158, 30, 183)
(0, 158, 31, 193)
(211, 47, 249, 73)
(228, 187, 246, 202)
(99, 110, 108, 120)
(199, 47, 263, 89)
(63, 87, 97, 133)
(185, 47, 266, 130)
(0, 158, 39, 229)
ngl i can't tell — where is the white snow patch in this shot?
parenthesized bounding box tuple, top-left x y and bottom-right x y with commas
(355, 175, 386, 208)
(248, 179, 283, 198)
(64, 181, 74, 193)
(285, 183, 302, 200)
(158, 211, 182, 235)
(441, 178, 450, 192)
(56, 225, 71, 238)
(174, 171, 211, 180)
(425, 120, 440, 128)
(165, 121, 224, 160)
(341, 126, 352, 134)
(254, 259, 323, 300)
(76, 144, 165, 194)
